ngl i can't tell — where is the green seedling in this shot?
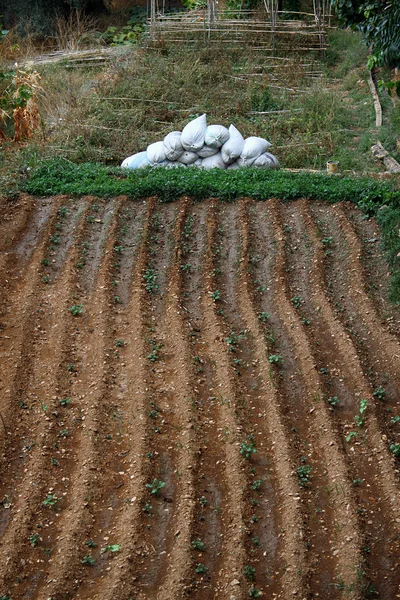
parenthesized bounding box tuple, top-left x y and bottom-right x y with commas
(180, 263, 192, 272)
(251, 536, 260, 547)
(354, 399, 367, 427)
(297, 459, 313, 488)
(41, 258, 50, 266)
(113, 245, 124, 255)
(291, 295, 303, 308)
(269, 354, 283, 365)
(251, 479, 262, 491)
(353, 478, 364, 486)
(50, 233, 61, 245)
(240, 435, 257, 460)
(82, 555, 95, 565)
(29, 533, 40, 547)
(66, 363, 77, 372)
(209, 290, 221, 302)
(249, 588, 262, 598)
(59, 397, 71, 407)
(59, 429, 69, 438)
(114, 295, 122, 304)
(322, 236, 333, 246)
(390, 415, 400, 424)
(143, 502, 152, 515)
(244, 565, 256, 581)
(346, 432, 357, 442)
(251, 515, 259, 523)
(85, 539, 96, 548)
(115, 339, 125, 347)
(327, 396, 340, 407)
(68, 304, 83, 316)
(41, 275, 50, 284)
(195, 563, 208, 574)
(101, 544, 121, 553)
(146, 479, 165, 495)
(143, 269, 158, 294)
(58, 206, 69, 217)
(390, 443, 400, 458)
(199, 496, 207, 507)
(42, 494, 58, 507)
(191, 538, 205, 551)
(373, 386, 386, 401)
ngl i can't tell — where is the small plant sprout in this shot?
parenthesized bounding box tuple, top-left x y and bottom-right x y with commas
(195, 563, 208, 574)
(29, 533, 40, 547)
(66, 363, 77, 372)
(390, 443, 400, 458)
(115, 339, 125, 347)
(146, 479, 166, 496)
(143, 502, 152, 515)
(209, 289, 221, 302)
(249, 588, 262, 598)
(240, 434, 257, 460)
(68, 304, 84, 316)
(354, 399, 367, 427)
(297, 458, 313, 488)
(373, 386, 386, 401)
(244, 565, 256, 581)
(85, 539, 96, 548)
(59, 397, 71, 407)
(199, 496, 207, 507)
(291, 295, 303, 308)
(353, 478, 364, 486)
(251, 479, 262, 491)
(58, 206, 69, 217)
(41, 258, 50, 266)
(42, 494, 58, 507)
(346, 432, 357, 443)
(59, 429, 69, 438)
(390, 415, 400, 425)
(101, 544, 121, 553)
(143, 268, 158, 294)
(269, 354, 283, 365)
(191, 538, 205, 551)
(327, 396, 340, 408)
(82, 555, 95, 565)
(322, 236, 333, 246)
(258, 311, 270, 323)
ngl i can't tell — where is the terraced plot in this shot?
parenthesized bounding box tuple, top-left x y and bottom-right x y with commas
(0, 195, 399, 600)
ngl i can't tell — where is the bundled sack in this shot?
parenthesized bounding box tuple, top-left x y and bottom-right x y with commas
(121, 151, 150, 169)
(147, 141, 167, 164)
(239, 136, 272, 166)
(201, 152, 226, 170)
(204, 124, 230, 149)
(253, 152, 280, 169)
(221, 124, 245, 165)
(181, 113, 207, 152)
(177, 151, 199, 165)
(163, 131, 184, 161)
(197, 144, 219, 158)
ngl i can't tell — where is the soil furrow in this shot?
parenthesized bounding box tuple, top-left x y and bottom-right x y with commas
(236, 199, 305, 599)
(0, 199, 91, 597)
(270, 199, 361, 596)
(213, 201, 301, 598)
(152, 197, 196, 599)
(343, 205, 400, 334)
(78, 198, 157, 600)
(178, 201, 231, 599)
(281, 199, 399, 597)
(199, 202, 247, 598)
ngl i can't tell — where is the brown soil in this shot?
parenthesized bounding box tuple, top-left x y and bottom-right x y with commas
(0, 196, 399, 600)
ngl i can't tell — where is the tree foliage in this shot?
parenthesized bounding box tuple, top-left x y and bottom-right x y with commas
(331, 0, 400, 67)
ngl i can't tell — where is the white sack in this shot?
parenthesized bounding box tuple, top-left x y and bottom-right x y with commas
(164, 161, 187, 169)
(121, 151, 150, 169)
(221, 124, 245, 164)
(197, 145, 219, 158)
(147, 141, 167, 164)
(239, 136, 272, 166)
(227, 161, 240, 170)
(181, 113, 207, 152)
(253, 152, 280, 169)
(177, 151, 199, 165)
(201, 152, 226, 170)
(204, 124, 230, 149)
(188, 158, 203, 168)
(163, 131, 184, 161)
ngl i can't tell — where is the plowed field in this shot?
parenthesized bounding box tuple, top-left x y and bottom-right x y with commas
(0, 195, 400, 600)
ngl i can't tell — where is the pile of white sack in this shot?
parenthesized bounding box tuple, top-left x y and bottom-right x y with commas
(121, 114, 279, 171)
